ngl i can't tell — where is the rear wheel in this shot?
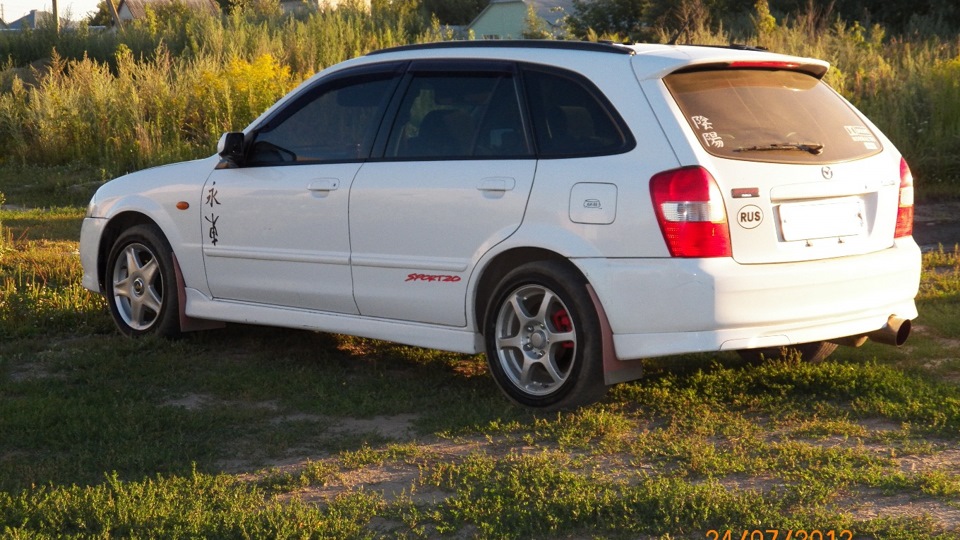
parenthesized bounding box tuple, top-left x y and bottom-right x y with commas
(105, 224, 181, 338)
(484, 261, 606, 410)
(737, 341, 837, 364)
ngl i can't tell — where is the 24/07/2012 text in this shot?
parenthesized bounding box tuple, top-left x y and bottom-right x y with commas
(706, 531, 853, 540)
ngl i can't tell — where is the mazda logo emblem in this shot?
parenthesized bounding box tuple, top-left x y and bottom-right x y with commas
(822, 166, 833, 179)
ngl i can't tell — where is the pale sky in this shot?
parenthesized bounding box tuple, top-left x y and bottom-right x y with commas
(2, 0, 100, 23)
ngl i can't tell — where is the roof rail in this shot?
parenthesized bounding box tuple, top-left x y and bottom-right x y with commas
(367, 40, 635, 56)
(693, 43, 770, 52)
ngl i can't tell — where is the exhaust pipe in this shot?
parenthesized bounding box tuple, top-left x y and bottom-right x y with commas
(867, 316, 911, 347)
(830, 316, 911, 348)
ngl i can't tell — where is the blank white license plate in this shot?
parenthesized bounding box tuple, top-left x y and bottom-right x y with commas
(779, 198, 865, 241)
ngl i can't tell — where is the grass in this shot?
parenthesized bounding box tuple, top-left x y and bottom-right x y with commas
(1, 175, 960, 538)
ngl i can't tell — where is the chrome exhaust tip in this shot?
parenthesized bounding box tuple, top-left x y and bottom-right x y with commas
(867, 316, 911, 347)
(831, 316, 912, 348)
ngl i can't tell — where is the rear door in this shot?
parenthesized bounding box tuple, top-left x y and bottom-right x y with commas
(349, 60, 536, 326)
(659, 66, 901, 264)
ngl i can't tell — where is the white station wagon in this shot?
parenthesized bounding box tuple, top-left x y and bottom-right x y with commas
(80, 41, 921, 409)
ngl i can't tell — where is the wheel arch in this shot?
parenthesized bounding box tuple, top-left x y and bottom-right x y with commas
(472, 247, 588, 334)
(96, 212, 165, 292)
(472, 247, 645, 389)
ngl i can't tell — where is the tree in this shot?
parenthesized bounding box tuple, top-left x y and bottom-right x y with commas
(568, 0, 749, 42)
(422, 0, 487, 25)
(87, 0, 114, 26)
(568, 0, 649, 41)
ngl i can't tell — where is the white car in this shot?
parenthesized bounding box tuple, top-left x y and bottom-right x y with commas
(80, 41, 921, 409)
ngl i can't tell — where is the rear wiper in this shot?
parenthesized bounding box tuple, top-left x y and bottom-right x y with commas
(735, 142, 824, 155)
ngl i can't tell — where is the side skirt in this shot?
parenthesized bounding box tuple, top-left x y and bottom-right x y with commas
(182, 288, 484, 354)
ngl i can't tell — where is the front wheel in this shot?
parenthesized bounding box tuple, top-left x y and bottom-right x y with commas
(484, 261, 606, 410)
(105, 224, 181, 338)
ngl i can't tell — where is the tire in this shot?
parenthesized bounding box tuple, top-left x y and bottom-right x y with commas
(736, 341, 838, 364)
(105, 224, 181, 338)
(484, 261, 606, 410)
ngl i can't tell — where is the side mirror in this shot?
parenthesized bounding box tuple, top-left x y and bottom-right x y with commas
(217, 132, 245, 166)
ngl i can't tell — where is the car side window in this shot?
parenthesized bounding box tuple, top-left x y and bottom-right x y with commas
(248, 72, 398, 165)
(522, 68, 633, 158)
(385, 72, 532, 159)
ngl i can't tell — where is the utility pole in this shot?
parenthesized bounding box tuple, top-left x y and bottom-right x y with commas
(52, 0, 60, 33)
(106, 0, 122, 29)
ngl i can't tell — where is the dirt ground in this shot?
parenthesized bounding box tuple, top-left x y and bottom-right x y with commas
(264, 205, 960, 534)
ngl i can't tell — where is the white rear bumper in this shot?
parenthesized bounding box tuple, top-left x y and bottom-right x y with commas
(575, 238, 921, 360)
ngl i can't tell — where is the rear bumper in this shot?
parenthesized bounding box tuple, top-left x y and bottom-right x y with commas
(574, 238, 921, 360)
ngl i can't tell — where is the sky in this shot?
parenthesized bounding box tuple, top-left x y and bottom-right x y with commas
(2, 0, 101, 22)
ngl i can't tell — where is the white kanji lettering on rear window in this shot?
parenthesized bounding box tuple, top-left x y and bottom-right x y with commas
(691, 115, 714, 131)
(702, 132, 724, 148)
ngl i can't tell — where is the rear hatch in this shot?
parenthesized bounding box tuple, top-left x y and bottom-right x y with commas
(659, 63, 903, 264)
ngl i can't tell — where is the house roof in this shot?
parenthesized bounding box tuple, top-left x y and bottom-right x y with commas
(4, 10, 54, 29)
(116, 0, 220, 19)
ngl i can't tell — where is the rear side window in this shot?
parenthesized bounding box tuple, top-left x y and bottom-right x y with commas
(522, 68, 634, 158)
(385, 72, 532, 159)
(665, 69, 881, 163)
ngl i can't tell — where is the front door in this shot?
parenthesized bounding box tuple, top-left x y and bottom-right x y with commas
(201, 64, 404, 314)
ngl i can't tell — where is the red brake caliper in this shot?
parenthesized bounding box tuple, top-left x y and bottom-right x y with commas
(551, 308, 575, 349)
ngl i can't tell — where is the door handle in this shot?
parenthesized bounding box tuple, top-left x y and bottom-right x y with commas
(477, 177, 516, 192)
(308, 178, 340, 192)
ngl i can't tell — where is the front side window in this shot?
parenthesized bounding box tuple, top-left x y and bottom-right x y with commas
(665, 68, 882, 163)
(248, 71, 399, 165)
(385, 71, 532, 159)
(522, 68, 633, 158)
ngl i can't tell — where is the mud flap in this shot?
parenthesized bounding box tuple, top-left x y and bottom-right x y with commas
(586, 284, 645, 385)
(172, 252, 226, 333)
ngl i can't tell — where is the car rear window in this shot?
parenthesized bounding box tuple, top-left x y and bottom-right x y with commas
(664, 68, 882, 163)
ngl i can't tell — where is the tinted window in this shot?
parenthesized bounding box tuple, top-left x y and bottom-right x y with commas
(665, 69, 882, 163)
(248, 73, 398, 165)
(385, 72, 531, 159)
(522, 68, 632, 157)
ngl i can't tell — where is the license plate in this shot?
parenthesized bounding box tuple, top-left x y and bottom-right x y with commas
(778, 198, 865, 241)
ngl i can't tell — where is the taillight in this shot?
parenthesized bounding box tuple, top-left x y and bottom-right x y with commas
(650, 166, 731, 257)
(895, 158, 914, 238)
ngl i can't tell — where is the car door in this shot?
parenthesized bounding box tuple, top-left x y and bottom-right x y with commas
(201, 63, 403, 313)
(349, 61, 536, 326)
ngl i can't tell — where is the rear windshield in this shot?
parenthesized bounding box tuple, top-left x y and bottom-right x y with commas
(664, 69, 882, 163)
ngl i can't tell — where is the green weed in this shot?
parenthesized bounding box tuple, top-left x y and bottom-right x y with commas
(0, 203, 958, 537)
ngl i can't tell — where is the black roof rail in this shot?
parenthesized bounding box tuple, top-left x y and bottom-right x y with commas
(681, 43, 770, 52)
(367, 40, 636, 56)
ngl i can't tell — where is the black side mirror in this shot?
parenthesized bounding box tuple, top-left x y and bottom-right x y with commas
(217, 132, 245, 167)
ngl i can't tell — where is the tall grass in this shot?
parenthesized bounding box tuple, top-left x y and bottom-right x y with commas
(0, 3, 959, 188)
(0, 0, 439, 175)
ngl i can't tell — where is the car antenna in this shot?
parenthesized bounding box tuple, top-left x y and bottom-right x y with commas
(668, 18, 692, 45)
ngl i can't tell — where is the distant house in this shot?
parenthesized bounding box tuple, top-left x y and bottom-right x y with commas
(115, 0, 220, 23)
(467, 0, 572, 40)
(4, 9, 54, 30)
